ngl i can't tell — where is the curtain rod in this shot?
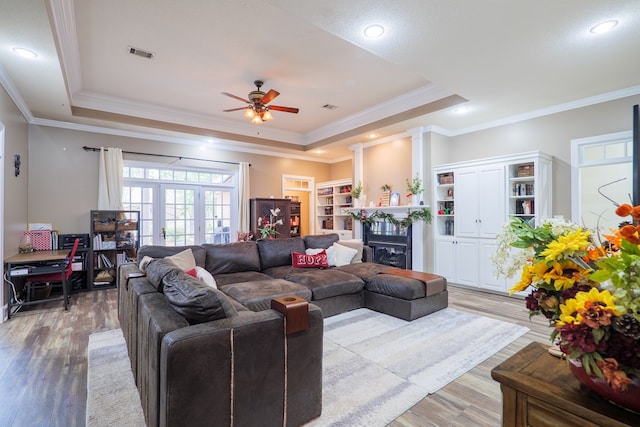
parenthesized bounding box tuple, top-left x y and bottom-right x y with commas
(82, 146, 250, 166)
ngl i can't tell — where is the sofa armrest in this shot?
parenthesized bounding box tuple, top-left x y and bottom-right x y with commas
(158, 305, 323, 427)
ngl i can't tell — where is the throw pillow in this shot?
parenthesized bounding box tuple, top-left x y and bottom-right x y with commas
(195, 266, 217, 289)
(162, 270, 237, 325)
(166, 248, 197, 272)
(292, 250, 329, 268)
(332, 242, 358, 267)
(138, 255, 154, 273)
(306, 246, 337, 266)
(335, 240, 364, 264)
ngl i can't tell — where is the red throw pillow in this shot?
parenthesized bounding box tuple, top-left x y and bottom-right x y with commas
(292, 250, 329, 268)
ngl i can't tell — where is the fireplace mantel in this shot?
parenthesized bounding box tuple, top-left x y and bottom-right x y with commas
(345, 205, 430, 217)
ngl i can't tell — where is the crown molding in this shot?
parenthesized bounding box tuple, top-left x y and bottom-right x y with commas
(449, 85, 640, 137)
(47, 0, 82, 97)
(0, 63, 34, 122)
(29, 116, 341, 163)
(302, 83, 454, 144)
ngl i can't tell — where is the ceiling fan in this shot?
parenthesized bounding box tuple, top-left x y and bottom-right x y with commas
(222, 80, 299, 124)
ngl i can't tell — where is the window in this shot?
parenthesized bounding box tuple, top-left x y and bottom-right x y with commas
(571, 131, 632, 233)
(123, 162, 237, 246)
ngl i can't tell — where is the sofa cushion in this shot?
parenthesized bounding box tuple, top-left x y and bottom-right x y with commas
(137, 245, 207, 267)
(284, 269, 364, 300)
(221, 279, 312, 312)
(256, 237, 306, 270)
(366, 274, 426, 300)
(213, 271, 273, 287)
(261, 265, 297, 280)
(161, 269, 238, 324)
(145, 258, 182, 291)
(303, 234, 339, 250)
(292, 251, 329, 268)
(203, 241, 261, 274)
(334, 262, 392, 280)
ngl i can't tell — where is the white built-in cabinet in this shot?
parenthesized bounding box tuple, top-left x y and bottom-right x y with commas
(433, 151, 553, 293)
(315, 179, 354, 239)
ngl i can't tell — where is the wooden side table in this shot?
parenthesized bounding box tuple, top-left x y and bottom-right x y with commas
(491, 342, 640, 427)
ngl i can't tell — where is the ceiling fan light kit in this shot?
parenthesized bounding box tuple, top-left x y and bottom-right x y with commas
(222, 80, 299, 124)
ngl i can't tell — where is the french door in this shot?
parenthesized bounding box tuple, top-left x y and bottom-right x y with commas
(123, 183, 235, 246)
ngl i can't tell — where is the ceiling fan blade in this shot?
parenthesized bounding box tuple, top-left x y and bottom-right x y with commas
(223, 107, 248, 112)
(260, 89, 280, 104)
(269, 105, 299, 114)
(221, 92, 250, 103)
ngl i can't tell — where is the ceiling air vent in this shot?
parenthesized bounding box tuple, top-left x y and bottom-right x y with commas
(322, 104, 338, 110)
(128, 46, 155, 59)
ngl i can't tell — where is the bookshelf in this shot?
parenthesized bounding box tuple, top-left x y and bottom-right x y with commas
(89, 210, 140, 289)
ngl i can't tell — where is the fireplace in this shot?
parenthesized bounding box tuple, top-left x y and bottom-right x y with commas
(363, 223, 412, 270)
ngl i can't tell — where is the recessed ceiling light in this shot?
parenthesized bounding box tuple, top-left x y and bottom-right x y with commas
(454, 106, 469, 114)
(364, 24, 385, 39)
(12, 47, 38, 59)
(590, 20, 618, 34)
(368, 133, 377, 138)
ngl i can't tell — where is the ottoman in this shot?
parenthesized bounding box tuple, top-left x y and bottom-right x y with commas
(364, 270, 448, 320)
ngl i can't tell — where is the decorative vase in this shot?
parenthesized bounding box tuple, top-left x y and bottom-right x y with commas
(569, 359, 640, 413)
(412, 195, 419, 206)
(353, 198, 360, 208)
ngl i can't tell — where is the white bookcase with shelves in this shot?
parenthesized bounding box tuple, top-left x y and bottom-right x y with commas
(434, 172, 455, 237)
(506, 154, 553, 228)
(315, 179, 353, 239)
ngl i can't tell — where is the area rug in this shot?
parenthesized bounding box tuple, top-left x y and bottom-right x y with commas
(86, 329, 145, 427)
(306, 308, 529, 426)
(86, 308, 528, 427)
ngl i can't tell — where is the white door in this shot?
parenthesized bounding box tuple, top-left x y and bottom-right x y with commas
(478, 165, 505, 238)
(434, 238, 456, 280)
(162, 185, 197, 246)
(455, 238, 478, 286)
(455, 168, 479, 237)
(477, 239, 506, 292)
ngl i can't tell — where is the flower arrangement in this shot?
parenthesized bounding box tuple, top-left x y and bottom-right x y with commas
(351, 182, 363, 199)
(406, 174, 423, 198)
(380, 184, 392, 192)
(494, 205, 640, 394)
(258, 208, 284, 239)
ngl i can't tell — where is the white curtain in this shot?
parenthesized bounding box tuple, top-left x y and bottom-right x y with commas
(98, 147, 124, 210)
(238, 161, 250, 235)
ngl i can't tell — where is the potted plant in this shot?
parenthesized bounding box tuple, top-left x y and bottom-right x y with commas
(351, 181, 363, 207)
(406, 174, 423, 205)
(258, 208, 284, 239)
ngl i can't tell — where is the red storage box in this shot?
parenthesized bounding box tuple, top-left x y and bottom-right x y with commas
(25, 230, 52, 251)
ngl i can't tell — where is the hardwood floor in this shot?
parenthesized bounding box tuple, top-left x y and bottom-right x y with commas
(0, 285, 552, 426)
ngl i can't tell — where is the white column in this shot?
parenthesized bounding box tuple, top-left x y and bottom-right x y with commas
(350, 143, 364, 240)
(409, 127, 425, 271)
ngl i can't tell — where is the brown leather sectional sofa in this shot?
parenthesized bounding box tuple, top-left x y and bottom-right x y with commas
(118, 233, 447, 426)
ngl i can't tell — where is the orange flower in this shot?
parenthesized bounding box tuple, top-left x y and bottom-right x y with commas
(597, 358, 632, 392)
(632, 205, 640, 220)
(616, 203, 633, 217)
(620, 224, 640, 244)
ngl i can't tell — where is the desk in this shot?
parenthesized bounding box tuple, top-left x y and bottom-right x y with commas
(4, 249, 71, 317)
(491, 342, 640, 426)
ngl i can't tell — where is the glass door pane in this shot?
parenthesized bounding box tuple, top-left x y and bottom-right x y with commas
(163, 185, 196, 246)
(204, 189, 232, 244)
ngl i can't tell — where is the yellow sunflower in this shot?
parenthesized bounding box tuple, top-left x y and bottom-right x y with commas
(540, 228, 591, 262)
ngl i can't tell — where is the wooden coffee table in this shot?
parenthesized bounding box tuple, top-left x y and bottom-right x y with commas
(491, 342, 640, 426)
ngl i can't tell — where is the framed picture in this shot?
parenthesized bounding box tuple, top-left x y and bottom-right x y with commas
(389, 192, 400, 206)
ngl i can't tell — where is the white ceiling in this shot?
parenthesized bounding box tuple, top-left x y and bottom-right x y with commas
(1, 0, 639, 161)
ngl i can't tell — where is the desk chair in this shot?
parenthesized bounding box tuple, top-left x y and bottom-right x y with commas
(25, 238, 80, 309)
